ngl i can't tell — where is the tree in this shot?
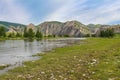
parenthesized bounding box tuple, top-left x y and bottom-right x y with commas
(100, 30, 104, 37)
(16, 32, 21, 37)
(100, 28, 114, 38)
(35, 29, 42, 39)
(8, 33, 12, 38)
(27, 28, 35, 39)
(11, 32, 15, 38)
(109, 28, 114, 37)
(23, 27, 28, 37)
(0, 26, 6, 37)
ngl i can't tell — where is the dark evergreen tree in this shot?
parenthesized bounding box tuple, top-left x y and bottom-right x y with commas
(27, 28, 34, 39)
(23, 27, 28, 37)
(0, 26, 6, 37)
(35, 29, 42, 39)
(109, 28, 114, 37)
(100, 28, 114, 38)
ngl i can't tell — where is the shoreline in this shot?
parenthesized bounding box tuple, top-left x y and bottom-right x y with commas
(0, 38, 120, 79)
(0, 38, 85, 75)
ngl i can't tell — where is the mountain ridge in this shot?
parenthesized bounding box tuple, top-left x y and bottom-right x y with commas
(1, 20, 120, 37)
(0, 21, 26, 28)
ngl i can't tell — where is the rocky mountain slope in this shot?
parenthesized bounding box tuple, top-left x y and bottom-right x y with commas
(38, 20, 91, 37)
(4, 20, 120, 37)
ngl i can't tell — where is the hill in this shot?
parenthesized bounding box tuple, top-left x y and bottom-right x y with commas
(0, 21, 26, 29)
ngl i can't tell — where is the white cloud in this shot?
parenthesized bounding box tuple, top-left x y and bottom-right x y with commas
(44, 0, 87, 22)
(44, 0, 120, 24)
(79, 0, 120, 24)
(0, 0, 30, 24)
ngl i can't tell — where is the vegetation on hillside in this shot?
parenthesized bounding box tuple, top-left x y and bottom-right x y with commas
(0, 21, 26, 28)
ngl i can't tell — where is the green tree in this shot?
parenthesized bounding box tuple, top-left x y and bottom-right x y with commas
(23, 27, 28, 37)
(35, 30, 42, 39)
(100, 28, 114, 38)
(16, 32, 21, 37)
(27, 28, 34, 39)
(0, 26, 6, 37)
(11, 32, 15, 38)
(8, 33, 12, 38)
(109, 28, 114, 37)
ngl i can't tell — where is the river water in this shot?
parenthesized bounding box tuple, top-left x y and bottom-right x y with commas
(0, 38, 85, 74)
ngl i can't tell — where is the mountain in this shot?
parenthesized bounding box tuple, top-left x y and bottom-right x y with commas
(27, 23, 36, 32)
(38, 21, 63, 36)
(0, 21, 26, 29)
(38, 20, 91, 37)
(27, 23, 35, 29)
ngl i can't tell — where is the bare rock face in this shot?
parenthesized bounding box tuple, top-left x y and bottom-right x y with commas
(7, 26, 24, 34)
(39, 21, 63, 36)
(38, 21, 91, 37)
(59, 21, 91, 37)
(7, 27, 17, 34)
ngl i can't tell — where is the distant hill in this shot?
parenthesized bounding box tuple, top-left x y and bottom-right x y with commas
(0, 21, 26, 29)
(87, 24, 101, 33)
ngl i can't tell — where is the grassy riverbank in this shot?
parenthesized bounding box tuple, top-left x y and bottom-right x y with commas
(0, 37, 120, 80)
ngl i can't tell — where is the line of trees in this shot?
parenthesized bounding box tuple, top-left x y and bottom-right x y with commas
(100, 28, 114, 37)
(7, 32, 22, 38)
(23, 28, 42, 39)
(0, 26, 43, 39)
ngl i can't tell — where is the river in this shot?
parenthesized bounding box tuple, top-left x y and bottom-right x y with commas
(0, 38, 85, 74)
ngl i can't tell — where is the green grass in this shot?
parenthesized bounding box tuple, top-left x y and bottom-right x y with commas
(0, 37, 120, 80)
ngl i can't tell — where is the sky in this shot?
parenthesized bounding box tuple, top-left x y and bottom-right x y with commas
(0, 0, 120, 25)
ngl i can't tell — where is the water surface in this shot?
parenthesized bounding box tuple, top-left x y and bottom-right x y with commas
(0, 38, 85, 74)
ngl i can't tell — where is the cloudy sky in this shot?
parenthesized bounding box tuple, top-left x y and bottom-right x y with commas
(0, 0, 120, 25)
